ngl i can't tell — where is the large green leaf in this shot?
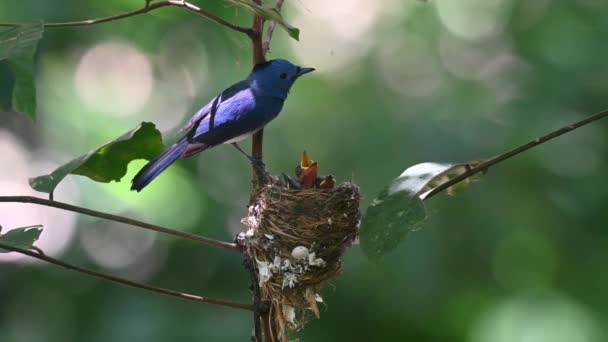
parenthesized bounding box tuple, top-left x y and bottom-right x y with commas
(360, 177, 427, 261)
(0, 61, 13, 110)
(225, 0, 300, 40)
(0, 22, 43, 60)
(7, 55, 36, 120)
(29, 122, 165, 195)
(0, 225, 43, 252)
(360, 160, 487, 261)
(0, 22, 43, 121)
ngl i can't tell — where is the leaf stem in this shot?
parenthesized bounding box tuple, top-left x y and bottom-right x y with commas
(0, 196, 240, 252)
(262, 0, 284, 54)
(424, 108, 608, 200)
(0, 242, 253, 311)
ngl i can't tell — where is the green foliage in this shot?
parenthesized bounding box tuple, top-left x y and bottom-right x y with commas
(2, 1, 608, 341)
(29, 122, 165, 194)
(7, 55, 36, 120)
(0, 22, 43, 60)
(0, 22, 43, 121)
(360, 160, 486, 260)
(0, 225, 43, 252)
(360, 177, 427, 261)
(225, 0, 300, 40)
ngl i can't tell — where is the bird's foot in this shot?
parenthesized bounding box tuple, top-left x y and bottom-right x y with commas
(251, 159, 271, 183)
(251, 157, 265, 169)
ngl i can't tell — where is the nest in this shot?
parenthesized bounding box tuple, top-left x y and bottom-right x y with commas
(238, 177, 361, 341)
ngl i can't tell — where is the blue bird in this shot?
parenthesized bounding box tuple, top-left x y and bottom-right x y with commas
(131, 59, 314, 191)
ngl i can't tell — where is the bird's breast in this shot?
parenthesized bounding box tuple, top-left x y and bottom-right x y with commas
(222, 128, 260, 144)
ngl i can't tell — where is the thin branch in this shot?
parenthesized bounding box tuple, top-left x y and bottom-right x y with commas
(0, 242, 253, 311)
(250, 0, 267, 188)
(0, 196, 239, 251)
(424, 108, 608, 200)
(262, 0, 285, 54)
(0, 0, 252, 35)
(171, 0, 252, 35)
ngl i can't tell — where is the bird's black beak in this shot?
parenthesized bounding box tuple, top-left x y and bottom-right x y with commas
(297, 67, 315, 77)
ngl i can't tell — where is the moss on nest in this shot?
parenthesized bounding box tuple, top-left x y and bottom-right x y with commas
(238, 177, 361, 341)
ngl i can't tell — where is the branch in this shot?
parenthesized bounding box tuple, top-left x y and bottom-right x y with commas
(262, 0, 285, 54)
(424, 108, 608, 200)
(0, 0, 252, 35)
(0, 242, 253, 311)
(170, 0, 252, 35)
(250, 0, 267, 188)
(0, 196, 239, 252)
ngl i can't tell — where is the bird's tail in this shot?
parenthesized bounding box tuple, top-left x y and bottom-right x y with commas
(131, 139, 189, 192)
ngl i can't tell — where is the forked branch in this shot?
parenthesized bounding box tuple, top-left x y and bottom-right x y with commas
(0, 0, 252, 35)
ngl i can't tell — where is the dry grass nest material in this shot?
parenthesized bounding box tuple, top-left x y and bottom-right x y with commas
(239, 177, 361, 341)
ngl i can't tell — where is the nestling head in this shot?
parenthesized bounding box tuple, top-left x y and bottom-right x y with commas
(248, 59, 315, 99)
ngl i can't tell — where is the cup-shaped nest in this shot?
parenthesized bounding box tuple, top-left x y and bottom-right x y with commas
(239, 179, 361, 341)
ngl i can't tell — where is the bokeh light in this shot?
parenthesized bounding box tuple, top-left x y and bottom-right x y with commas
(0, 131, 78, 263)
(80, 217, 165, 280)
(75, 41, 153, 117)
(375, 31, 444, 98)
(469, 292, 603, 342)
(146, 24, 211, 132)
(434, 0, 510, 41)
(288, 0, 383, 75)
(2, 1, 608, 341)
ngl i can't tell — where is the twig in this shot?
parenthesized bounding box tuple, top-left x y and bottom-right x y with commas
(171, 0, 252, 35)
(0, 0, 252, 35)
(262, 0, 285, 54)
(424, 108, 608, 200)
(0, 242, 253, 311)
(0, 196, 239, 251)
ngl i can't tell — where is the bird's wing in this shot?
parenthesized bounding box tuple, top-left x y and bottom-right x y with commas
(177, 80, 250, 135)
(189, 86, 264, 146)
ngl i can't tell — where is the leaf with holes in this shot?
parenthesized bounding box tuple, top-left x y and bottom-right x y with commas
(29, 122, 165, 195)
(0, 225, 43, 252)
(225, 0, 299, 40)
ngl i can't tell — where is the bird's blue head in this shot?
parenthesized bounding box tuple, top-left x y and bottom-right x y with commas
(248, 59, 315, 100)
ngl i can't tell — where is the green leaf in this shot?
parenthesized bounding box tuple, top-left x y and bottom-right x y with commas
(225, 0, 300, 40)
(0, 21, 44, 61)
(359, 160, 487, 261)
(0, 61, 13, 110)
(360, 179, 426, 261)
(29, 122, 165, 194)
(0, 225, 43, 252)
(7, 55, 36, 120)
(0, 22, 43, 121)
(394, 161, 486, 200)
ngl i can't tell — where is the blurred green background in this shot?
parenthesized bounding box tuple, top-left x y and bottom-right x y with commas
(2, 0, 608, 341)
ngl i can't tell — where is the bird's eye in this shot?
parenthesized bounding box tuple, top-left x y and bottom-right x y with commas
(280, 73, 288, 79)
